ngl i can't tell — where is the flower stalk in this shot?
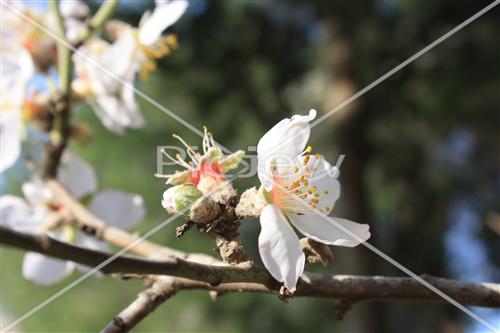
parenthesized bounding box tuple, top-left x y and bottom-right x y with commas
(79, 0, 121, 43)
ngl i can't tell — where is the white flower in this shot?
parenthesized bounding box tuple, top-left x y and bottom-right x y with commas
(72, 39, 144, 134)
(0, 151, 145, 285)
(111, 0, 188, 80)
(3, 2, 57, 72)
(59, 0, 89, 18)
(58, 0, 90, 43)
(0, 36, 35, 172)
(138, 0, 189, 46)
(256, 110, 371, 292)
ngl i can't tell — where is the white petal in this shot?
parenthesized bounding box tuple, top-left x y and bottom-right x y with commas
(257, 109, 316, 190)
(77, 36, 144, 134)
(88, 190, 145, 229)
(0, 195, 41, 232)
(75, 232, 109, 251)
(0, 110, 22, 172)
(139, 0, 188, 45)
(121, 68, 144, 129)
(1, 39, 34, 101)
(258, 204, 305, 292)
(59, 0, 89, 18)
(100, 34, 138, 79)
(22, 252, 74, 286)
(296, 156, 340, 214)
(90, 97, 127, 134)
(22, 178, 53, 205)
(288, 213, 370, 247)
(57, 151, 97, 199)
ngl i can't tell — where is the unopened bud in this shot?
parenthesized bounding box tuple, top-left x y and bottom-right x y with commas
(161, 185, 203, 215)
(220, 150, 245, 173)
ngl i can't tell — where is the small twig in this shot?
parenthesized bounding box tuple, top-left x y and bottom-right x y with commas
(175, 221, 194, 239)
(102, 276, 179, 333)
(335, 299, 355, 320)
(78, 0, 121, 44)
(43, 1, 73, 178)
(47, 180, 188, 258)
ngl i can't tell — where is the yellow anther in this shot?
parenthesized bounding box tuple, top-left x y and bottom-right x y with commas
(324, 190, 329, 195)
(305, 146, 312, 153)
(293, 166, 299, 173)
(303, 155, 311, 165)
(310, 199, 319, 204)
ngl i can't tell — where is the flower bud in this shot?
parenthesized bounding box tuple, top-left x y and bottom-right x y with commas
(220, 150, 245, 173)
(161, 185, 203, 215)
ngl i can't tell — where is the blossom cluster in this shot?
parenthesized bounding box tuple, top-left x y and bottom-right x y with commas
(158, 111, 371, 291)
(1, 0, 188, 172)
(1, 0, 185, 284)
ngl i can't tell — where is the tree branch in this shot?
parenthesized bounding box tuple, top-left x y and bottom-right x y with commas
(2, 226, 499, 308)
(78, 0, 121, 44)
(46, 180, 217, 265)
(44, 1, 73, 178)
(101, 277, 179, 333)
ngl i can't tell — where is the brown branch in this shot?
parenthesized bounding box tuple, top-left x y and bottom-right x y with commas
(42, 93, 72, 178)
(43, 2, 73, 179)
(102, 277, 179, 333)
(0, 226, 269, 286)
(187, 189, 249, 264)
(2, 226, 499, 308)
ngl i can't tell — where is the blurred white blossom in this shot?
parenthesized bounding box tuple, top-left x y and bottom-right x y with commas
(0, 151, 145, 285)
(110, 0, 188, 80)
(72, 39, 144, 134)
(0, 35, 35, 172)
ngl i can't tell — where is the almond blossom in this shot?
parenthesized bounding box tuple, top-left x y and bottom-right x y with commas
(2, 0, 60, 72)
(0, 35, 35, 172)
(72, 38, 144, 134)
(0, 151, 145, 285)
(108, 0, 188, 81)
(256, 110, 371, 291)
(71, 1, 187, 134)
